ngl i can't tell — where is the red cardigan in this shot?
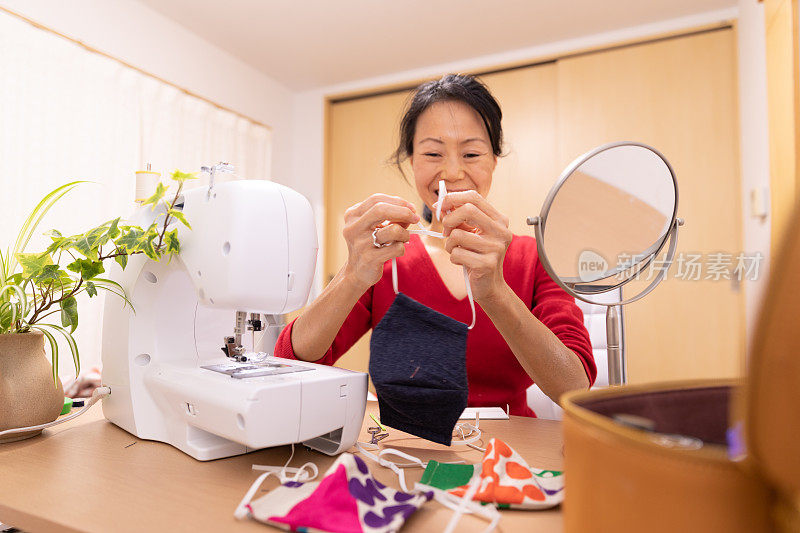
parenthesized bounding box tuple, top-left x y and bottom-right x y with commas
(275, 234, 595, 417)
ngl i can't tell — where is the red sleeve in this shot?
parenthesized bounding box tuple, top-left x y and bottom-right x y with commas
(532, 260, 597, 386)
(274, 286, 374, 366)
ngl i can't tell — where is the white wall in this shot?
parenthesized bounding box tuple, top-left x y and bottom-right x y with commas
(0, 0, 294, 182)
(737, 0, 771, 354)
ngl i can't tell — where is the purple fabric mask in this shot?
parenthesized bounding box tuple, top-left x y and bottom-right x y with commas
(243, 453, 432, 533)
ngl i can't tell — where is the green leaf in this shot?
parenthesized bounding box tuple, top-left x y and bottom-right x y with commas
(140, 224, 160, 260)
(0, 283, 27, 330)
(93, 277, 135, 312)
(171, 170, 197, 183)
(71, 235, 99, 260)
(164, 229, 180, 255)
(35, 326, 60, 384)
(44, 237, 69, 256)
(107, 218, 121, 239)
(39, 323, 80, 376)
(85, 281, 97, 297)
(66, 258, 105, 280)
(141, 182, 168, 210)
(114, 253, 128, 270)
(34, 264, 63, 284)
(0, 302, 14, 332)
(0, 248, 6, 287)
(167, 209, 191, 230)
(12, 182, 86, 272)
(16, 253, 52, 278)
(84, 226, 111, 249)
(60, 296, 78, 333)
(141, 238, 158, 260)
(115, 227, 144, 253)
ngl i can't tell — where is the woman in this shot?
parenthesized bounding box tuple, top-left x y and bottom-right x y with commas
(276, 74, 595, 417)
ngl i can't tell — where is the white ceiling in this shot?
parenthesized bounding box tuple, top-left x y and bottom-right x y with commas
(134, 0, 736, 90)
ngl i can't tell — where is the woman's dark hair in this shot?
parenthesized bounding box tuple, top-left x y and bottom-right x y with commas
(391, 73, 504, 222)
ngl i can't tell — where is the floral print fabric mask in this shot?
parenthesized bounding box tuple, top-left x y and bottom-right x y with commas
(243, 453, 432, 533)
(417, 438, 564, 510)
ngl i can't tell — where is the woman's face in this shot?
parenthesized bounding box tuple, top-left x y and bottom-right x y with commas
(410, 100, 497, 214)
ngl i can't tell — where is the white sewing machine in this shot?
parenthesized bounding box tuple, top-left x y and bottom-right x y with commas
(101, 169, 368, 461)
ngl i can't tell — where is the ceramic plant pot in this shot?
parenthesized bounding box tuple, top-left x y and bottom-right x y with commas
(0, 331, 64, 443)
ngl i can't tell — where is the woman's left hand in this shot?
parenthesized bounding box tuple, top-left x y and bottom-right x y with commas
(438, 191, 513, 302)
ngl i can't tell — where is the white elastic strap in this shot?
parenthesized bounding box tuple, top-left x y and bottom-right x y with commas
(416, 473, 500, 533)
(234, 471, 271, 520)
(259, 443, 319, 485)
(0, 385, 111, 439)
(436, 179, 446, 222)
(391, 258, 399, 294)
(416, 483, 497, 524)
(438, 179, 475, 330)
(397, 223, 446, 291)
(408, 228, 445, 238)
(450, 416, 482, 447)
(234, 444, 320, 520)
(442, 473, 500, 533)
(356, 442, 427, 492)
(355, 442, 470, 494)
(251, 463, 319, 484)
(463, 266, 476, 330)
(392, 224, 477, 330)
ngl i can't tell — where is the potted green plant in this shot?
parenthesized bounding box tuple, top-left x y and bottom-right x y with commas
(0, 170, 195, 442)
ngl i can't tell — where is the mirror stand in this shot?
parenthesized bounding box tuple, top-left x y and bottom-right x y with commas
(607, 302, 626, 385)
(527, 141, 684, 389)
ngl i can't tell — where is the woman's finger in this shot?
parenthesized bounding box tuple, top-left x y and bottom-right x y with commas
(449, 246, 494, 271)
(374, 224, 411, 246)
(359, 202, 420, 231)
(345, 194, 417, 221)
(444, 228, 503, 255)
(371, 241, 406, 263)
(435, 190, 509, 226)
(441, 202, 497, 237)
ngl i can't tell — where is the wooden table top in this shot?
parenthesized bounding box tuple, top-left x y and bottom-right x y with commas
(0, 402, 564, 532)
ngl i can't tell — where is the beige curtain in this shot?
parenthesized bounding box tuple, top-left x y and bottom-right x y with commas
(0, 11, 272, 375)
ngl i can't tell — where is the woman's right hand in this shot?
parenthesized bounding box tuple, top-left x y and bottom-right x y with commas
(342, 194, 419, 291)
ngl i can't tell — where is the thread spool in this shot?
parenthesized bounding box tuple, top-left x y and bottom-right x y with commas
(135, 163, 161, 204)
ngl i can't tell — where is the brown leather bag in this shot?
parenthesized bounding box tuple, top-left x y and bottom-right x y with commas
(562, 380, 771, 532)
(561, 209, 800, 532)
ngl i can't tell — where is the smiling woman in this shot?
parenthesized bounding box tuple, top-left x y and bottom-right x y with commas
(276, 74, 595, 428)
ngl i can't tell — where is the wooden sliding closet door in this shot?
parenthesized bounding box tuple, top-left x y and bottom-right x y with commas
(556, 28, 744, 382)
(326, 91, 412, 377)
(479, 64, 560, 235)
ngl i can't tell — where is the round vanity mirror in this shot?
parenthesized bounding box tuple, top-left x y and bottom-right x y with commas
(527, 141, 682, 385)
(529, 141, 681, 306)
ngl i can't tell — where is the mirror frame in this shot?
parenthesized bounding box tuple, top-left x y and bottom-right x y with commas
(528, 141, 681, 306)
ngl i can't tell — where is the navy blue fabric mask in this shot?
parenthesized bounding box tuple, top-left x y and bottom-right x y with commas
(370, 292, 469, 446)
(368, 219, 476, 446)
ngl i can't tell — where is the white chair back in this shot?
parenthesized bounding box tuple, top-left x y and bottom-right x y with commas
(526, 290, 620, 419)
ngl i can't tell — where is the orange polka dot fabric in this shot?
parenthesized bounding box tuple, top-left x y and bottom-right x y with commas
(448, 438, 564, 510)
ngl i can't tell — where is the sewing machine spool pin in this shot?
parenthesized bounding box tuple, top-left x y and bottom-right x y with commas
(201, 162, 234, 200)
